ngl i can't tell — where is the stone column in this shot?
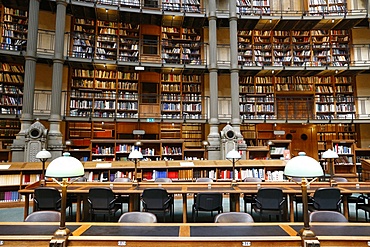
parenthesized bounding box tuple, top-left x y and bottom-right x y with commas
(11, 0, 40, 161)
(48, 0, 68, 158)
(207, 0, 221, 160)
(229, 0, 246, 157)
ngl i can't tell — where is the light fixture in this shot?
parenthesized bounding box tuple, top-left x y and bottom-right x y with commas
(36, 149, 52, 187)
(284, 152, 323, 240)
(322, 149, 339, 186)
(226, 149, 241, 183)
(45, 152, 84, 246)
(128, 150, 143, 183)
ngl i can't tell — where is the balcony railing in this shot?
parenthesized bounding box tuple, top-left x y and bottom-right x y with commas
(9, 91, 370, 123)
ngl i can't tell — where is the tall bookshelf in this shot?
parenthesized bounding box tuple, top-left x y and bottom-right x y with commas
(308, 0, 347, 15)
(237, 29, 351, 67)
(237, 0, 271, 15)
(117, 71, 139, 119)
(161, 26, 202, 65)
(0, 6, 28, 51)
(182, 74, 203, 119)
(239, 74, 355, 121)
(96, 20, 118, 60)
(239, 76, 275, 120)
(0, 62, 24, 116)
(118, 23, 139, 62)
(161, 73, 182, 119)
(71, 18, 95, 59)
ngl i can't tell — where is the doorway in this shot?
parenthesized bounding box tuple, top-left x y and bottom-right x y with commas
(276, 124, 317, 159)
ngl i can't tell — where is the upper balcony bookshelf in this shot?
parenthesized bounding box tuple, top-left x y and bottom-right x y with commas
(239, 75, 355, 121)
(237, 29, 350, 67)
(161, 26, 202, 65)
(0, 62, 24, 116)
(0, 6, 28, 52)
(68, 68, 203, 120)
(237, 0, 271, 15)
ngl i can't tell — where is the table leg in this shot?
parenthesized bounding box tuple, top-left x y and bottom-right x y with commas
(289, 194, 294, 222)
(343, 195, 349, 220)
(76, 194, 81, 222)
(129, 194, 140, 212)
(182, 193, 187, 223)
(229, 193, 240, 212)
(23, 193, 30, 220)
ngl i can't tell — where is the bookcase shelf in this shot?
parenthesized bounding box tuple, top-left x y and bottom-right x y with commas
(161, 26, 202, 65)
(329, 139, 357, 180)
(239, 74, 355, 121)
(0, 6, 28, 51)
(0, 62, 24, 116)
(238, 29, 351, 67)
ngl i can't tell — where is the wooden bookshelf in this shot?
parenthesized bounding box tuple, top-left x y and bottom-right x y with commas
(238, 29, 351, 67)
(0, 6, 28, 51)
(0, 62, 24, 116)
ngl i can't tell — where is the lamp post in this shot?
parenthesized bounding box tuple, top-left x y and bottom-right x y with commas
(128, 150, 143, 183)
(226, 149, 241, 183)
(322, 149, 339, 187)
(284, 152, 323, 241)
(202, 140, 209, 160)
(36, 149, 51, 186)
(45, 152, 84, 246)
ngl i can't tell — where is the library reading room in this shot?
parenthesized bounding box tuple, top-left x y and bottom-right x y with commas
(2, 0, 370, 246)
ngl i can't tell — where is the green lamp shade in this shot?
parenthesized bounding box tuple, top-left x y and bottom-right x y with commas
(284, 152, 323, 178)
(45, 152, 84, 178)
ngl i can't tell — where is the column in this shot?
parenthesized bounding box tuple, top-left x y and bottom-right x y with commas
(207, 0, 221, 160)
(11, 0, 40, 161)
(48, 0, 68, 158)
(229, 0, 246, 157)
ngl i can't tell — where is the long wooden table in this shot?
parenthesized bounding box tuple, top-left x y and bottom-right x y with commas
(1, 222, 370, 247)
(19, 181, 370, 223)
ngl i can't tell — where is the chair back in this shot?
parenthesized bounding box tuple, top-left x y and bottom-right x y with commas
(309, 211, 348, 222)
(75, 176, 87, 182)
(34, 187, 61, 210)
(141, 188, 171, 210)
(214, 212, 254, 223)
(196, 177, 213, 182)
(114, 177, 132, 182)
(312, 188, 341, 210)
(154, 178, 172, 183)
(255, 188, 284, 210)
(24, 211, 61, 222)
(244, 177, 262, 182)
(88, 187, 116, 210)
(333, 177, 348, 182)
(195, 192, 223, 211)
(118, 212, 157, 223)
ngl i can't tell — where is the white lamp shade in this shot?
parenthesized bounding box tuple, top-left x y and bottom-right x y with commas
(284, 152, 323, 178)
(322, 149, 339, 159)
(226, 149, 241, 159)
(128, 150, 143, 159)
(36, 149, 52, 159)
(45, 152, 84, 178)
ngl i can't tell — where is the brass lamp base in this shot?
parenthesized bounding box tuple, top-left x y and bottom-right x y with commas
(330, 179, 338, 187)
(50, 228, 71, 247)
(231, 180, 238, 187)
(298, 227, 316, 238)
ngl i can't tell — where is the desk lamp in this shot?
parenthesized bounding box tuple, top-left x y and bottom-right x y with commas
(45, 152, 84, 247)
(322, 149, 339, 187)
(36, 149, 51, 186)
(284, 152, 323, 239)
(128, 150, 143, 184)
(226, 149, 241, 183)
